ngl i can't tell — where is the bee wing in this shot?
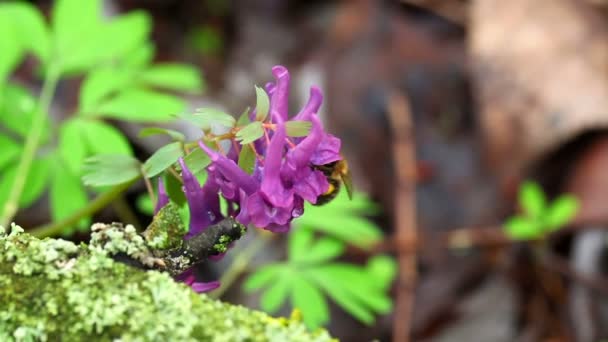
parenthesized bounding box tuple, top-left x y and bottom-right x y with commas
(341, 170, 354, 200)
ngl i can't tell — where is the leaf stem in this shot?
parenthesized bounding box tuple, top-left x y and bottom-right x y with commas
(0, 67, 60, 227)
(29, 180, 136, 238)
(210, 230, 274, 299)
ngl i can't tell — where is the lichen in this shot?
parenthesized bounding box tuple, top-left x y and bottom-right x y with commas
(0, 225, 335, 341)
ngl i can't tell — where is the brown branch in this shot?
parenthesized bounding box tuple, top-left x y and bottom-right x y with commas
(388, 90, 418, 342)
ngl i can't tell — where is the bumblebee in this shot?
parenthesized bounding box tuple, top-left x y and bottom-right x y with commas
(313, 158, 353, 205)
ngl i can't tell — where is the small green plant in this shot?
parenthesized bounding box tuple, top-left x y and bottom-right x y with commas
(504, 181, 579, 240)
(0, 0, 203, 233)
(244, 190, 396, 329)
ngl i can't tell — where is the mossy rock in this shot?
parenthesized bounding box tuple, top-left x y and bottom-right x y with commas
(0, 225, 334, 342)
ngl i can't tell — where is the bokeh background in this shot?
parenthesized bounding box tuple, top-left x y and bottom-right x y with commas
(7, 0, 608, 341)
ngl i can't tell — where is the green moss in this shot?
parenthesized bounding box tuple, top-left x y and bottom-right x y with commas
(0, 225, 335, 342)
(142, 203, 187, 250)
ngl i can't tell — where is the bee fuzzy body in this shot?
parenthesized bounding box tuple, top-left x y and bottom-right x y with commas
(312, 159, 352, 206)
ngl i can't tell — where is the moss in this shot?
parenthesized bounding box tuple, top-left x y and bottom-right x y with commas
(142, 203, 187, 250)
(0, 225, 335, 342)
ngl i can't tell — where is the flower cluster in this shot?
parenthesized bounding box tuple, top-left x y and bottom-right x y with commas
(156, 66, 343, 292)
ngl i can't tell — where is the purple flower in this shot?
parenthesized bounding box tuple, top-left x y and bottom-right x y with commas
(176, 269, 220, 293)
(269, 66, 290, 123)
(293, 86, 323, 121)
(199, 142, 258, 198)
(154, 178, 169, 214)
(178, 158, 221, 238)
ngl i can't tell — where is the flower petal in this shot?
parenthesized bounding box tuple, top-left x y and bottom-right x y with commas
(154, 178, 169, 214)
(199, 142, 259, 195)
(269, 65, 290, 123)
(293, 86, 323, 121)
(311, 134, 342, 165)
(191, 280, 221, 293)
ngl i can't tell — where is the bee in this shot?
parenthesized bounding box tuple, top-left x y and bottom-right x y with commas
(313, 158, 353, 205)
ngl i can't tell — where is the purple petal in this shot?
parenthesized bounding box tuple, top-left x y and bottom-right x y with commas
(260, 124, 293, 207)
(294, 169, 330, 204)
(246, 192, 293, 228)
(175, 269, 196, 285)
(284, 114, 324, 172)
(269, 66, 290, 123)
(199, 142, 259, 195)
(154, 178, 169, 214)
(191, 281, 221, 293)
(179, 158, 221, 238)
(311, 134, 342, 165)
(293, 86, 323, 121)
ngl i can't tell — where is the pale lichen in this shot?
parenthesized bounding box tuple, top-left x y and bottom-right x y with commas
(0, 225, 335, 341)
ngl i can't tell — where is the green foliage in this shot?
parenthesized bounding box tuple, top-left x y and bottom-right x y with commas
(295, 190, 382, 249)
(505, 181, 579, 240)
(244, 192, 395, 329)
(236, 121, 265, 145)
(254, 86, 270, 122)
(238, 144, 257, 175)
(286, 121, 312, 137)
(0, 1, 203, 233)
(82, 155, 141, 187)
(142, 142, 184, 178)
(193, 108, 236, 129)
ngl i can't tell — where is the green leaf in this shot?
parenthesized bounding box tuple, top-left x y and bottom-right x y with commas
(308, 264, 392, 318)
(81, 119, 132, 155)
(295, 214, 382, 249)
(142, 142, 184, 178)
(504, 216, 541, 240)
(519, 181, 546, 218)
(0, 2, 49, 63)
(50, 162, 89, 229)
(285, 121, 312, 137)
(124, 42, 154, 68)
(20, 157, 52, 208)
(139, 63, 203, 93)
(260, 270, 292, 313)
(237, 144, 256, 175)
(183, 148, 211, 175)
(366, 256, 397, 291)
(163, 171, 186, 207)
(82, 154, 141, 187)
(299, 237, 345, 264)
(52, 0, 102, 73)
(79, 68, 134, 113)
(0, 135, 20, 171)
(243, 264, 285, 292)
(139, 127, 185, 142)
(0, 157, 53, 209)
(58, 119, 89, 175)
(194, 108, 236, 128)
(236, 121, 264, 145)
(100, 11, 150, 62)
(544, 195, 579, 230)
(136, 193, 154, 215)
(254, 86, 269, 121)
(289, 228, 315, 262)
(0, 85, 50, 141)
(306, 267, 375, 325)
(236, 107, 251, 127)
(0, 12, 23, 83)
(291, 276, 329, 329)
(94, 88, 186, 122)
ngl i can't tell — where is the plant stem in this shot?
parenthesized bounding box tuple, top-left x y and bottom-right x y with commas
(210, 231, 274, 299)
(0, 68, 60, 227)
(29, 180, 136, 238)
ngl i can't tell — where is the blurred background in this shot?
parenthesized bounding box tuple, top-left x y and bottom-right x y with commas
(6, 0, 608, 340)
